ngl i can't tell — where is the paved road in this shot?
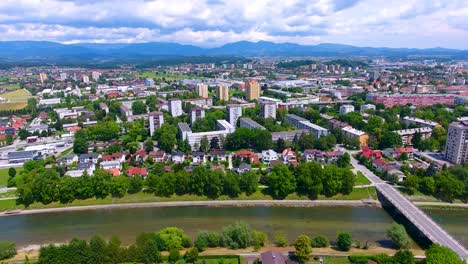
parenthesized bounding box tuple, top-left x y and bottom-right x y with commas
(340, 147, 468, 260)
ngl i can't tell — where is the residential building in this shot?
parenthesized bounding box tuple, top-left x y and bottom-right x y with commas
(260, 102, 276, 119)
(179, 120, 234, 150)
(342, 126, 369, 147)
(444, 121, 468, 165)
(60, 154, 78, 165)
(227, 104, 242, 128)
(79, 153, 102, 164)
(271, 130, 309, 141)
(39, 73, 47, 84)
(92, 71, 101, 81)
(367, 93, 457, 107)
(210, 149, 227, 162)
(59, 72, 67, 81)
(396, 127, 432, 145)
(190, 107, 205, 124)
(261, 149, 278, 163)
(192, 151, 206, 163)
(403, 116, 440, 129)
(240, 118, 266, 130)
(216, 85, 229, 101)
(285, 114, 328, 139)
(196, 83, 209, 98)
(169, 99, 183, 117)
(339, 104, 355, 115)
(100, 160, 122, 170)
(144, 78, 155, 86)
(82, 75, 90, 84)
(360, 104, 376, 113)
(245, 79, 260, 101)
(233, 150, 259, 165)
(281, 148, 297, 163)
(171, 150, 186, 163)
(8, 151, 36, 164)
(127, 167, 148, 177)
(99, 103, 109, 113)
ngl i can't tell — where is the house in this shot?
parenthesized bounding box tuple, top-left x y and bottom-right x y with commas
(372, 158, 390, 172)
(360, 146, 382, 160)
(210, 149, 227, 162)
(171, 150, 186, 163)
(234, 163, 251, 174)
(388, 169, 406, 182)
(127, 167, 148, 177)
(79, 153, 102, 164)
(149, 150, 168, 162)
(192, 151, 206, 164)
(325, 151, 344, 162)
(60, 154, 78, 165)
(302, 149, 324, 163)
(107, 168, 121, 177)
(269, 159, 283, 167)
(281, 148, 296, 163)
(100, 160, 122, 170)
(261, 149, 278, 163)
(102, 153, 125, 163)
(233, 150, 259, 165)
(260, 250, 287, 264)
(394, 147, 414, 160)
(67, 163, 96, 177)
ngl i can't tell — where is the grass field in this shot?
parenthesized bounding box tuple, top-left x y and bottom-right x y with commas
(0, 83, 21, 91)
(323, 257, 350, 264)
(0, 89, 32, 111)
(0, 187, 377, 212)
(136, 72, 193, 82)
(355, 172, 372, 185)
(0, 167, 22, 186)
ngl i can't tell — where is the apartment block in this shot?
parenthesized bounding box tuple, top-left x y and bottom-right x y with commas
(149, 111, 164, 136)
(216, 85, 229, 101)
(444, 121, 468, 165)
(227, 104, 242, 128)
(197, 83, 209, 98)
(245, 79, 260, 101)
(260, 102, 277, 119)
(169, 99, 183, 117)
(240, 118, 266, 130)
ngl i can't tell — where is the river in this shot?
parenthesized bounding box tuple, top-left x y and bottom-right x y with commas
(0, 206, 466, 248)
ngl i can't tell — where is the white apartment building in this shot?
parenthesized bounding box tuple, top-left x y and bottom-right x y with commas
(240, 118, 266, 130)
(260, 102, 277, 119)
(444, 121, 468, 165)
(285, 114, 328, 139)
(340, 104, 355, 115)
(190, 107, 205, 124)
(178, 120, 235, 150)
(149, 111, 164, 136)
(396, 127, 433, 145)
(169, 99, 183, 117)
(403, 116, 440, 129)
(227, 104, 242, 128)
(360, 104, 376, 113)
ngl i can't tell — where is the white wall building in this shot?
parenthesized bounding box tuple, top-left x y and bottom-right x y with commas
(149, 111, 164, 136)
(227, 104, 242, 128)
(169, 99, 183, 117)
(179, 120, 235, 150)
(340, 104, 355, 115)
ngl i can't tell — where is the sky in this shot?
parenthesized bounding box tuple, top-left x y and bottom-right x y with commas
(0, 0, 467, 49)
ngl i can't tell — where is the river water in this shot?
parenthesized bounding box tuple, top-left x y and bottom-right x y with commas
(0, 206, 466, 248)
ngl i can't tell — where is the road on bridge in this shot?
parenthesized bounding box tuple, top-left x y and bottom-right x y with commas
(338, 146, 468, 260)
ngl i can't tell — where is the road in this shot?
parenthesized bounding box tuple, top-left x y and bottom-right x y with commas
(338, 146, 468, 260)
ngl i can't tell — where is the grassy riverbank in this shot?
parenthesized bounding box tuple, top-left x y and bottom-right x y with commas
(0, 187, 377, 212)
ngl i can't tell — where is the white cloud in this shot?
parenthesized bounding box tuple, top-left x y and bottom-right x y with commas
(0, 0, 466, 48)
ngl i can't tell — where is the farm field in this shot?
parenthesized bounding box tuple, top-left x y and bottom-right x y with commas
(0, 89, 32, 111)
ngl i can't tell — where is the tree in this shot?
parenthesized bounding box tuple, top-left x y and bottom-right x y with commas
(393, 250, 415, 264)
(400, 152, 409, 161)
(155, 124, 177, 153)
(379, 131, 402, 149)
(252, 230, 268, 250)
(336, 231, 352, 251)
(276, 138, 286, 152)
(5, 134, 13, 145)
(0, 241, 16, 260)
(294, 235, 311, 263)
(403, 175, 419, 195)
(210, 137, 220, 150)
(222, 171, 241, 198)
(200, 136, 209, 153)
(18, 129, 30, 140)
(295, 162, 323, 199)
(168, 248, 181, 263)
(132, 101, 147, 115)
(310, 235, 329, 248)
(387, 223, 411, 249)
(239, 171, 258, 195)
(273, 232, 289, 247)
(221, 222, 253, 249)
(128, 175, 143, 194)
(144, 137, 154, 153)
(419, 177, 435, 195)
(109, 176, 129, 198)
(425, 244, 465, 264)
(434, 172, 464, 202)
(184, 248, 199, 263)
(73, 129, 88, 154)
(337, 153, 350, 168)
(8, 167, 16, 178)
(266, 165, 296, 199)
(107, 143, 121, 154)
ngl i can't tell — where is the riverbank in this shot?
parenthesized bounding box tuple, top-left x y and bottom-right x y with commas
(8, 244, 426, 263)
(0, 187, 378, 213)
(0, 199, 381, 217)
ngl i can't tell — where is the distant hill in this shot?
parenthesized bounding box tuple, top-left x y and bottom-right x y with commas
(0, 40, 466, 64)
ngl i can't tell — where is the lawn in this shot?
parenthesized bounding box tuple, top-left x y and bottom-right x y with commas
(0, 199, 18, 211)
(196, 256, 240, 264)
(0, 187, 378, 212)
(0, 167, 22, 186)
(0, 83, 21, 91)
(136, 72, 193, 82)
(0, 89, 32, 102)
(323, 257, 350, 264)
(355, 172, 371, 185)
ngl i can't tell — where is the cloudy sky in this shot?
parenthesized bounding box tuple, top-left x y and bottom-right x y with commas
(0, 0, 467, 49)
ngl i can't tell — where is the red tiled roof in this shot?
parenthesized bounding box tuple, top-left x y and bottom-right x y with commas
(127, 167, 147, 177)
(107, 168, 120, 177)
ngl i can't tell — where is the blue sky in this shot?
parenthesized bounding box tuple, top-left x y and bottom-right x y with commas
(0, 0, 466, 49)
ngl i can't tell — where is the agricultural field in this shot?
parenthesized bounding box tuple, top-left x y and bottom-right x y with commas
(0, 89, 32, 111)
(0, 83, 21, 91)
(136, 71, 193, 82)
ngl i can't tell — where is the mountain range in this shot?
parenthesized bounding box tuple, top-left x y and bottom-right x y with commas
(0, 40, 466, 64)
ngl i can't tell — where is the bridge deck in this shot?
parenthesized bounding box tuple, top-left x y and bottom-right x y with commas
(377, 184, 468, 260)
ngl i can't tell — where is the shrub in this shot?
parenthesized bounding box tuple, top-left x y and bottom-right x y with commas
(0, 242, 16, 260)
(184, 248, 199, 263)
(221, 222, 253, 249)
(294, 235, 312, 263)
(274, 232, 289, 247)
(195, 231, 222, 251)
(252, 230, 268, 250)
(310, 235, 329, 248)
(386, 223, 411, 249)
(426, 244, 465, 264)
(336, 231, 353, 251)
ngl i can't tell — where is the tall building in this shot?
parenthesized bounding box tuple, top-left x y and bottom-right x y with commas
(82, 75, 90, 84)
(226, 104, 242, 128)
(92, 71, 101, 81)
(260, 102, 277, 119)
(144, 78, 155, 87)
(197, 83, 209, 98)
(339, 105, 355, 115)
(59, 72, 67, 81)
(444, 121, 468, 165)
(169, 99, 183, 117)
(245, 80, 260, 101)
(149, 111, 164, 136)
(190, 107, 205, 124)
(39, 73, 47, 84)
(285, 114, 328, 139)
(216, 85, 229, 101)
